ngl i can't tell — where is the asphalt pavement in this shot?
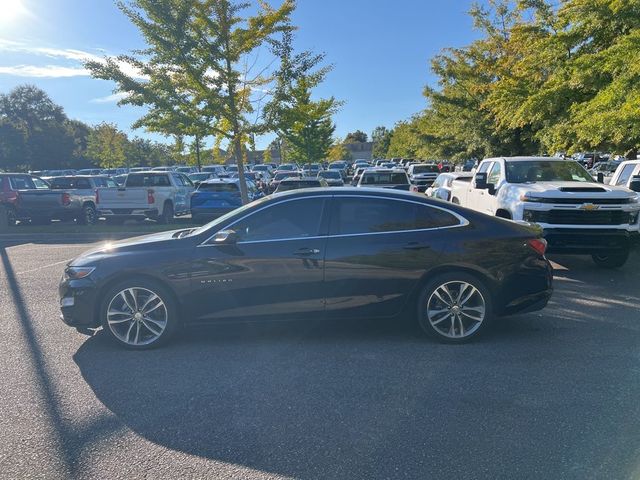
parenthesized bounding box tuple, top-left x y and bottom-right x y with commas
(1, 238, 639, 480)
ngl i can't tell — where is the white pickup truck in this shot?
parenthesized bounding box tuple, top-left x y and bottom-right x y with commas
(609, 160, 640, 192)
(96, 171, 194, 224)
(450, 156, 640, 268)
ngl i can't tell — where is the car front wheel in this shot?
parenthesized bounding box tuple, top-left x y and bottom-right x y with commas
(101, 279, 178, 349)
(418, 273, 493, 343)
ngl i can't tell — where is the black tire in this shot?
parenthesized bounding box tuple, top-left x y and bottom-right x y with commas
(77, 203, 97, 226)
(158, 202, 174, 224)
(417, 272, 493, 343)
(592, 251, 629, 269)
(100, 277, 179, 349)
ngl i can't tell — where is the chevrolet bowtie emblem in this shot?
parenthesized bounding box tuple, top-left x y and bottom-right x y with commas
(580, 203, 600, 211)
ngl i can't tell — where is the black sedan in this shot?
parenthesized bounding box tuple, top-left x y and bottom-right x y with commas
(60, 188, 553, 349)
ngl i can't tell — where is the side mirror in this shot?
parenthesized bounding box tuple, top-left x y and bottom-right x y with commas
(474, 172, 488, 190)
(629, 176, 640, 193)
(597, 172, 605, 184)
(212, 229, 238, 244)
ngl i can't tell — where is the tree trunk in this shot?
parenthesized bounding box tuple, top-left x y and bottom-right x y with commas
(195, 133, 202, 172)
(234, 135, 250, 204)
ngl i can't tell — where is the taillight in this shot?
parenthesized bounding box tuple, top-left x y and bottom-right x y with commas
(62, 193, 71, 206)
(527, 238, 547, 256)
(147, 189, 155, 204)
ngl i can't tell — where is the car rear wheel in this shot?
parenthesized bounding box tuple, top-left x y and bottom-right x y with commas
(77, 204, 97, 225)
(101, 279, 178, 349)
(418, 273, 493, 343)
(592, 251, 629, 269)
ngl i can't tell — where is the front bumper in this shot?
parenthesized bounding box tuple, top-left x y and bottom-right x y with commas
(59, 276, 101, 329)
(543, 228, 638, 254)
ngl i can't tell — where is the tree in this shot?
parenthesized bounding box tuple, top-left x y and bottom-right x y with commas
(86, 0, 295, 204)
(262, 147, 272, 164)
(327, 142, 352, 161)
(344, 130, 368, 143)
(371, 126, 393, 159)
(87, 123, 127, 169)
(263, 27, 339, 164)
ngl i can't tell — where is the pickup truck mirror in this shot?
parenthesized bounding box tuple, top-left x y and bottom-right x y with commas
(629, 176, 640, 193)
(597, 172, 605, 184)
(212, 229, 238, 244)
(474, 172, 488, 190)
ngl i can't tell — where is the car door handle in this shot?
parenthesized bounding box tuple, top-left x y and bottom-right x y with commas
(294, 248, 321, 256)
(403, 242, 431, 250)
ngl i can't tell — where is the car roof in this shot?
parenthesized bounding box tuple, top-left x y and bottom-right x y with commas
(484, 156, 566, 162)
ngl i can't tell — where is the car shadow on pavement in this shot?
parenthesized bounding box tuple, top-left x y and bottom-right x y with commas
(72, 295, 640, 480)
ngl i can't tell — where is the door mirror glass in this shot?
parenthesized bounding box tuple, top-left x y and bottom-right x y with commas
(474, 172, 488, 190)
(212, 229, 237, 244)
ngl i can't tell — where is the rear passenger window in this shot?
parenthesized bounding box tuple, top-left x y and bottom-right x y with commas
(332, 198, 460, 235)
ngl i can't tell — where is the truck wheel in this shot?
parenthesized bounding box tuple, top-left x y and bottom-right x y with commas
(592, 251, 629, 269)
(158, 202, 174, 224)
(77, 204, 97, 226)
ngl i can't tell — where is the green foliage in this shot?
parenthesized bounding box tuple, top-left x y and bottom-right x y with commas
(344, 130, 368, 143)
(327, 142, 352, 161)
(87, 123, 128, 168)
(392, 0, 640, 160)
(263, 27, 339, 163)
(86, 0, 295, 203)
(371, 126, 393, 159)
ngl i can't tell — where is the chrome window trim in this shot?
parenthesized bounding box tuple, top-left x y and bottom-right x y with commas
(199, 193, 469, 247)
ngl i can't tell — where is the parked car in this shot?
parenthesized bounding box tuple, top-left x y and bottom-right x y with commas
(589, 161, 621, 184)
(276, 163, 298, 172)
(449, 156, 640, 267)
(252, 164, 274, 175)
(48, 175, 118, 225)
(188, 172, 216, 187)
(269, 171, 301, 193)
(59, 187, 553, 348)
(1, 173, 49, 225)
(425, 172, 473, 202)
(408, 163, 441, 192)
(101, 168, 128, 176)
(96, 171, 194, 224)
(318, 170, 344, 187)
(356, 168, 411, 190)
(609, 160, 640, 192)
(275, 176, 329, 193)
(462, 160, 477, 172)
(328, 161, 348, 174)
(190, 178, 262, 221)
(175, 166, 198, 174)
(302, 164, 322, 176)
(77, 169, 103, 175)
(201, 165, 228, 177)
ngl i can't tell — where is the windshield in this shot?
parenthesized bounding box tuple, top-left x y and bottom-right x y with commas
(361, 172, 408, 185)
(319, 171, 341, 179)
(412, 165, 439, 174)
(275, 172, 297, 180)
(505, 160, 593, 183)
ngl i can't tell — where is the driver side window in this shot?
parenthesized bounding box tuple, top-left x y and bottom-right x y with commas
(487, 162, 502, 185)
(231, 198, 326, 243)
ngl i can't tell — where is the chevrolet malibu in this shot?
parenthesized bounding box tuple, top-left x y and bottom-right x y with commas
(60, 188, 553, 349)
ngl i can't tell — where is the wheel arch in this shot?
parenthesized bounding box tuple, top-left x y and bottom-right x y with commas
(495, 208, 512, 219)
(95, 272, 185, 324)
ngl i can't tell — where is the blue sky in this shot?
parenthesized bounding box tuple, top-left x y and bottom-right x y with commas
(0, 0, 483, 149)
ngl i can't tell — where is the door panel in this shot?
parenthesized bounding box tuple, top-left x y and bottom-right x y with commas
(323, 197, 457, 318)
(187, 196, 329, 322)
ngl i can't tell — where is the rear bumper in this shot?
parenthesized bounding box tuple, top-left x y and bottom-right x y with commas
(98, 208, 158, 219)
(544, 228, 638, 254)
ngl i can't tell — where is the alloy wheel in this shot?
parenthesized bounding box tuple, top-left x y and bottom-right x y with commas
(106, 287, 168, 346)
(426, 281, 486, 339)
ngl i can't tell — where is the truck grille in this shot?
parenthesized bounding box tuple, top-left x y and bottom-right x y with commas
(525, 210, 631, 225)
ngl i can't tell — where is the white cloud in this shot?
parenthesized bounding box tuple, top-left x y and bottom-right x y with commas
(0, 38, 147, 80)
(0, 64, 89, 77)
(91, 92, 130, 103)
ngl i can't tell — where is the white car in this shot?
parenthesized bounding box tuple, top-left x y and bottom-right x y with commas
(426, 172, 473, 201)
(609, 160, 640, 192)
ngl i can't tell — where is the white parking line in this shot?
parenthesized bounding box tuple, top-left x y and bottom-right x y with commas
(15, 259, 73, 275)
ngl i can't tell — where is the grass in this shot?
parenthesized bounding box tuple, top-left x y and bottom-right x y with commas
(1, 218, 200, 235)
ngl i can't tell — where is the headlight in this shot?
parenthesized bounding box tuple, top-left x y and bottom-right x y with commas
(64, 266, 96, 280)
(520, 194, 543, 202)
